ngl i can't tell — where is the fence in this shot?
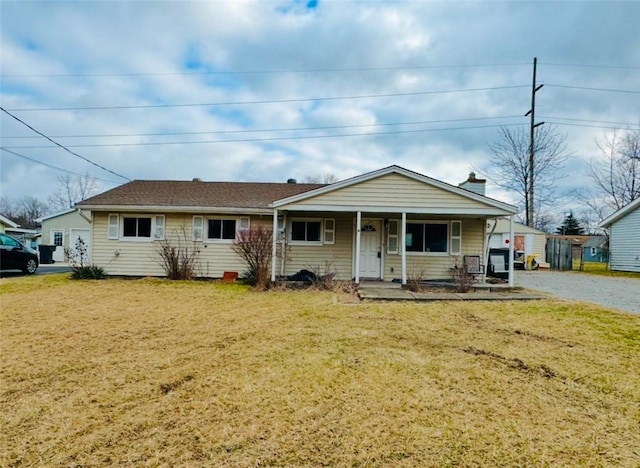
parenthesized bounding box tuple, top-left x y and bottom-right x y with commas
(545, 238, 573, 271)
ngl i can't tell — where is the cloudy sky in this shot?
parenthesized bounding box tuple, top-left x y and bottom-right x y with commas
(1, 0, 638, 221)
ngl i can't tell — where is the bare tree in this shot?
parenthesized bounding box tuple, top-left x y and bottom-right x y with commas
(0, 195, 20, 221)
(484, 125, 570, 228)
(18, 196, 49, 228)
(48, 173, 101, 211)
(304, 173, 338, 184)
(585, 127, 640, 217)
(232, 226, 273, 290)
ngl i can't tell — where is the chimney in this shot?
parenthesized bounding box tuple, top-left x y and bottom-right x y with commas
(192, 177, 202, 182)
(459, 172, 486, 196)
(287, 178, 297, 184)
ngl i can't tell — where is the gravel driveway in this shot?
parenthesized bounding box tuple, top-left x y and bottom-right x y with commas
(515, 270, 640, 314)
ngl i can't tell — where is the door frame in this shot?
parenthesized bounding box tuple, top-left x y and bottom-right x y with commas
(51, 229, 65, 262)
(352, 218, 383, 279)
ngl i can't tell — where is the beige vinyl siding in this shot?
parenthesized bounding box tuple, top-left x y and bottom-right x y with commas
(385, 218, 485, 279)
(283, 173, 497, 212)
(281, 215, 353, 280)
(609, 206, 640, 272)
(92, 212, 273, 277)
(532, 234, 546, 261)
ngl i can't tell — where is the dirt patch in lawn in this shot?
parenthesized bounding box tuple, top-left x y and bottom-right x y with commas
(1, 275, 639, 466)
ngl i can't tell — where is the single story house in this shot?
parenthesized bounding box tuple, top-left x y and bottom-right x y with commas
(76, 165, 519, 285)
(0, 214, 19, 233)
(0, 214, 39, 248)
(36, 208, 92, 263)
(599, 197, 640, 273)
(487, 218, 546, 267)
(581, 236, 608, 263)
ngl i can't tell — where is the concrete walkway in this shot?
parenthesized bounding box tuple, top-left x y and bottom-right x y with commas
(357, 281, 546, 302)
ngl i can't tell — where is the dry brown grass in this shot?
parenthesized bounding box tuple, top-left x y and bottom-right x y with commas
(1, 275, 639, 466)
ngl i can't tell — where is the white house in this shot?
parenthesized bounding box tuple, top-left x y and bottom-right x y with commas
(599, 198, 640, 273)
(36, 208, 92, 263)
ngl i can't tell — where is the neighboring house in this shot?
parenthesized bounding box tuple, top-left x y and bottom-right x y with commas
(582, 236, 608, 263)
(35, 208, 91, 263)
(599, 198, 640, 273)
(0, 215, 38, 248)
(0, 214, 19, 233)
(487, 219, 546, 266)
(76, 165, 519, 285)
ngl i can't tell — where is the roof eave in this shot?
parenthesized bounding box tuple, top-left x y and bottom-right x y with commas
(75, 204, 273, 215)
(599, 198, 640, 228)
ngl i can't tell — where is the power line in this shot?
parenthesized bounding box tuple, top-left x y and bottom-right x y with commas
(2, 122, 528, 149)
(0, 115, 524, 139)
(544, 121, 636, 130)
(546, 84, 640, 94)
(4, 85, 530, 112)
(0, 106, 130, 181)
(0, 147, 120, 184)
(539, 62, 640, 70)
(1, 62, 530, 78)
(538, 116, 637, 127)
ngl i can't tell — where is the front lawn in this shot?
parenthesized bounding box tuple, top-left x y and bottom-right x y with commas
(1, 275, 639, 466)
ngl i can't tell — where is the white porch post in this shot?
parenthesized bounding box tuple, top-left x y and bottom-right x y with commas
(355, 211, 362, 283)
(271, 209, 278, 282)
(401, 212, 407, 285)
(508, 214, 515, 287)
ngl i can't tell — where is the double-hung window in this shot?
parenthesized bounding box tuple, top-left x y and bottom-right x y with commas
(405, 222, 448, 254)
(208, 219, 237, 240)
(193, 216, 250, 242)
(114, 214, 165, 241)
(289, 218, 335, 244)
(291, 219, 322, 243)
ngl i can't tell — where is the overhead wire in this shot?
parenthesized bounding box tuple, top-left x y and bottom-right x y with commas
(0, 147, 121, 184)
(3, 122, 529, 149)
(0, 106, 130, 180)
(0, 115, 525, 139)
(3, 85, 530, 112)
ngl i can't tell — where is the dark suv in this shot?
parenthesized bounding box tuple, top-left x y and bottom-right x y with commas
(0, 233, 39, 274)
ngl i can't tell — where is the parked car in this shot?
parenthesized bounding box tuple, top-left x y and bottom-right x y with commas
(0, 233, 39, 274)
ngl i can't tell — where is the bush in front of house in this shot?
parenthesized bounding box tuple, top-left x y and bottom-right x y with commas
(66, 237, 107, 280)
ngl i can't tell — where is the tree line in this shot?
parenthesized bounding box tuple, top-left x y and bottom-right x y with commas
(483, 124, 639, 234)
(1, 173, 101, 229)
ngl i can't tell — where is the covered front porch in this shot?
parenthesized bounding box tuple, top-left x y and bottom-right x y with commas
(269, 208, 517, 288)
(268, 166, 519, 287)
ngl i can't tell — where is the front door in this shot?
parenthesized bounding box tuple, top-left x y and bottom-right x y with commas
(51, 230, 65, 262)
(359, 220, 381, 278)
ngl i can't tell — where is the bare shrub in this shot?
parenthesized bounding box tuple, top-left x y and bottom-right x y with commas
(157, 228, 200, 280)
(65, 237, 106, 280)
(406, 268, 425, 292)
(232, 226, 273, 290)
(305, 261, 338, 290)
(450, 258, 476, 293)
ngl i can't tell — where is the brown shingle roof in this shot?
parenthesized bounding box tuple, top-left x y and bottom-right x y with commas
(77, 180, 326, 210)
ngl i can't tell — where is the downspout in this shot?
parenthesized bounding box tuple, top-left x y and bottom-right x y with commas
(401, 212, 407, 285)
(355, 211, 362, 283)
(508, 214, 515, 287)
(271, 209, 278, 282)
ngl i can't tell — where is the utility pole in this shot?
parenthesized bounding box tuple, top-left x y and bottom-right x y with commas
(524, 57, 545, 228)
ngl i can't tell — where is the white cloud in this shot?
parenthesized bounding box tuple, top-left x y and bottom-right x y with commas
(1, 0, 638, 225)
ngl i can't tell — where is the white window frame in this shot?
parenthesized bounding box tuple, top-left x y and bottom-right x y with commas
(192, 216, 204, 241)
(405, 220, 450, 256)
(204, 216, 250, 243)
(154, 215, 165, 240)
(450, 220, 462, 255)
(590, 246, 597, 256)
(289, 218, 324, 245)
(108, 214, 119, 240)
(387, 219, 399, 254)
(323, 218, 335, 245)
(119, 214, 162, 242)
